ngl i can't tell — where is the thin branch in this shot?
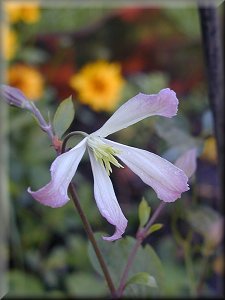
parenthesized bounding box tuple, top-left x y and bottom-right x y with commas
(68, 183, 116, 296)
(142, 202, 166, 236)
(116, 202, 166, 297)
(29, 102, 55, 141)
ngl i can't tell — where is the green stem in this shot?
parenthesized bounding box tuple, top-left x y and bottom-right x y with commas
(68, 183, 116, 296)
(183, 242, 197, 297)
(196, 252, 210, 296)
(142, 202, 166, 236)
(171, 209, 197, 296)
(29, 102, 54, 141)
(61, 131, 88, 152)
(116, 202, 166, 297)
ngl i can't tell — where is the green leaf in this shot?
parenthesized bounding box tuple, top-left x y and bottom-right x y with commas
(138, 197, 151, 227)
(8, 270, 44, 296)
(88, 234, 164, 297)
(35, 8, 110, 34)
(147, 223, 164, 235)
(53, 96, 75, 138)
(65, 272, 107, 297)
(126, 272, 157, 289)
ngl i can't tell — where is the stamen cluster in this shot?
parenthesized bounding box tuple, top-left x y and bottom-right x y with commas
(88, 136, 123, 175)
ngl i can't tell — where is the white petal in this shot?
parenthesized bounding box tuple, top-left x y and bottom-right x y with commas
(88, 149, 128, 241)
(28, 138, 87, 207)
(175, 148, 197, 178)
(104, 139, 189, 202)
(93, 88, 178, 137)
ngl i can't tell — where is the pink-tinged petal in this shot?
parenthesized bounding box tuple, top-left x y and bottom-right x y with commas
(88, 149, 128, 241)
(104, 139, 189, 202)
(28, 138, 87, 207)
(93, 88, 178, 137)
(175, 148, 197, 178)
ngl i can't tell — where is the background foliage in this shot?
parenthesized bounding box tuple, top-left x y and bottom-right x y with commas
(2, 2, 223, 298)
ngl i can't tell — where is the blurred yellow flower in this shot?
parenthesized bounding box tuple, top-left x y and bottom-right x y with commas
(7, 64, 44, 101)
(5, 1, 40, 24)
(2, 25, 17, 60)
(70, 60, 125, 112)
(201, 136, 218, 164)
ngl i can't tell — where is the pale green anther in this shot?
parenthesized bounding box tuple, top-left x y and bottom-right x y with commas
(88, 136, 123, 176)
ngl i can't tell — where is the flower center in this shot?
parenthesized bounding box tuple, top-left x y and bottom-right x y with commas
(91, 77, 107, 92)
(87, 136, 123, 175)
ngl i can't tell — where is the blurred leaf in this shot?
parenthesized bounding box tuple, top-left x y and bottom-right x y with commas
(76, 179, 102, 226)
(88, 234, 164, 297)
(37, 7, 112, 33)
(155, 117, 202, 161)
(147, 223, 164, 235)
(53, 96, 75, 138)
(155, 118, 195, 148)
(66, 235, 90, 270)
(65, 272, 107, 297)
(164, 8, 200, 37)
(17, 47, 49, 64)
(156, 236, 190, 296)
(8, 270, 44, 296)
(24, 127, 55, 164)
(186, 205, 222, 246)
(161, 262, 190, 296)
(9, 111, 34, 131)
(132, 72, 169, 94)
(138, 197, 151, 227)
(126, 272, 157, 289)
(45, 247, 67, 270)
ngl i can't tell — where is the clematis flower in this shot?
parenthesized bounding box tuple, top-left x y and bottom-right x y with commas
(28, 88, 189, 241)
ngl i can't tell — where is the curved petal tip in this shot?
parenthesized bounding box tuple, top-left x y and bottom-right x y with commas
(28, 138, 87, 208)
(158, 88, 178, 118)
(27, 185, 70, 208)
(102, 218, 128, 242)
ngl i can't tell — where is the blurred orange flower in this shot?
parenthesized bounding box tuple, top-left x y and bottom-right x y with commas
(7, 64, 44, 101)
(201, 136, 218, 164)
(2, 25, 17, 60)
(5, 1, 40, 24)
(70, 60, 125, 112)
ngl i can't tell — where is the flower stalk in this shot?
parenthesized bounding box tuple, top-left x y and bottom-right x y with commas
(68, 183, 116, 296)
(29, 101, 54, 142)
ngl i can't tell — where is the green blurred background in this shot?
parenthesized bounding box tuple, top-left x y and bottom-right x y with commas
(1, 1, 223, 298)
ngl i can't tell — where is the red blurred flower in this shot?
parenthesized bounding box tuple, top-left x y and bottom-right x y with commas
(41, 62, 75, 100)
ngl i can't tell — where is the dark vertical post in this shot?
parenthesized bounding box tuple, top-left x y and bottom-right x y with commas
(198, 4, 224, 204)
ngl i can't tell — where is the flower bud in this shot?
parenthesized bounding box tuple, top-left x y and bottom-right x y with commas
(0, 84, 32, 110)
